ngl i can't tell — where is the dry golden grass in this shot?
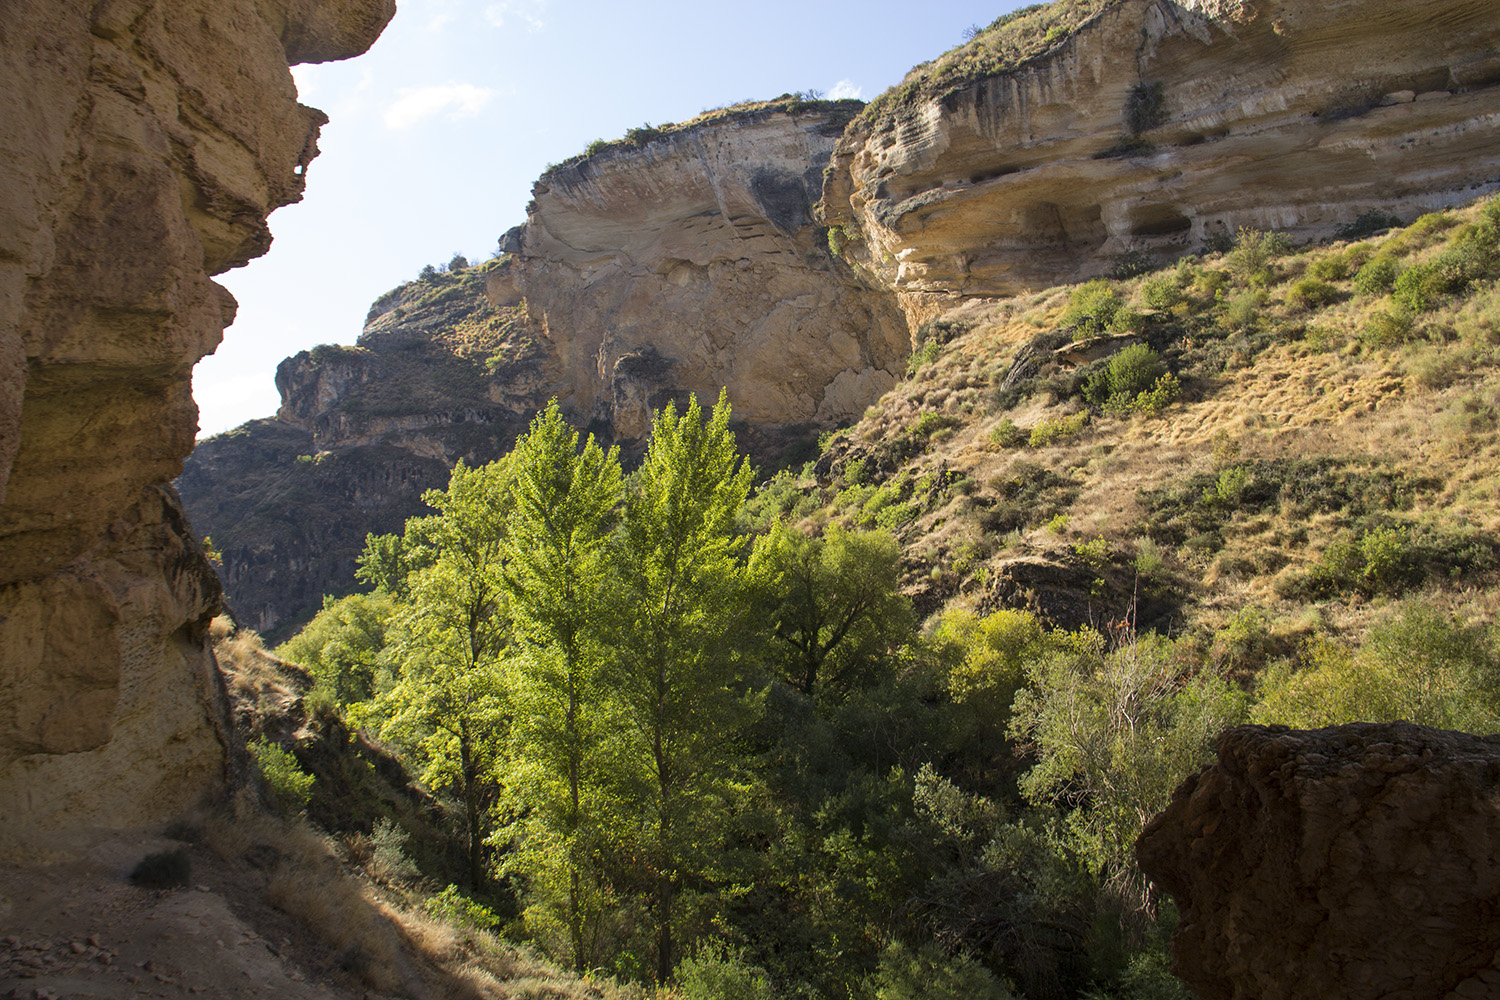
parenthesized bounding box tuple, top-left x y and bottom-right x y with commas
(198, 796, 638, 1000)
(827, 197, 1500, 644)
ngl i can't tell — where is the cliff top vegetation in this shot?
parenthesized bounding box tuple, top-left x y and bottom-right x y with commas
(539, 95, 864, 180)
(859, 0, 1124, 128)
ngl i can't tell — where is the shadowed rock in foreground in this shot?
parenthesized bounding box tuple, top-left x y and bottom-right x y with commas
(0, 0, 392, 848)
(1138, 722, 1500, 1000)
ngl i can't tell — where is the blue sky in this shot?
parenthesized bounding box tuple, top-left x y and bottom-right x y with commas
(195, 0, 1028, 437)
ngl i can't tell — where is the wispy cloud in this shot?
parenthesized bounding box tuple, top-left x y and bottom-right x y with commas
(383, 83, 497, 129)
(828, 79, 864, 101)
(484, 0, 549, 31)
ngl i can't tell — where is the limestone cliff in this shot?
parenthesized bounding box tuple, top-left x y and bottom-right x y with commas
(1138, 723, 1500, 1000)
(498, 100, 912, 445)
(822, 0, 1500, 323)
(179, 262, 556, 636)
(0, 0, 392, 848)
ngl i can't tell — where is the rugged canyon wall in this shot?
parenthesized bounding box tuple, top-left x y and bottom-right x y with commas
(1138, 723, 1500, 1000)
(0, 0, 391, 848)
(822, 0, 1500, 323)
(180, 264, 556, 636)
(495, 102, 912, 445)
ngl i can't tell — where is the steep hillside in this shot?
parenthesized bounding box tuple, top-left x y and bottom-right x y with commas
(179, 261, 552, 637)
(776, 197, 1500, 642)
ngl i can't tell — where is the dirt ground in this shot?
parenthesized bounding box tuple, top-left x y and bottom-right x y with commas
(0, 829, 416, 1000)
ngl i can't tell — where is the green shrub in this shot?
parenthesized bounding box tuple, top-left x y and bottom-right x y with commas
(250, 738, 314, 811)
(911, 411, 959, 437)
(907, 339, 941, 374)
(1308, 254, 1352, 282)
(1131, 373, 1181, 416)
(1361, 307, 1415, 348)
(1392, 261, 1445, 312)
(1226, 228, 1288, 287)
(1353, 255, 1399, 296)
(1287, 278, 1342, 310)
(678, 943, 778, 1000)
(427, 885, 499, 930)
(1061, 279, 1126, 334)
(1139, 274, 1184, 311)
(1252, 601, 1500, 731)
(1029, 411, 1090, 447)
(866, 941, 1014, 1000)
(988, 417, 1025, 449)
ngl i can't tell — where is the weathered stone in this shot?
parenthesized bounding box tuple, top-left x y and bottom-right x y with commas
(506, 106, 912, 445)
(0, 0, 390, 845)
(1137, 722, 1500, 1000)
(824, 0, 1500, 324)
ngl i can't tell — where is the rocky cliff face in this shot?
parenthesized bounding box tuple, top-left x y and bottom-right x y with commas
(498, 101, 912, 445)
(822, 0, 1500, 322)
(179, 263, 555, 636)
(0, 0, 391, 848)
(1138, 723, 1500, 1000)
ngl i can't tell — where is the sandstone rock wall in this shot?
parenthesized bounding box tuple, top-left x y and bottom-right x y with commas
(0, 0, 391, 849)
(823, 0, 1500, 319)
(502, 106, 912, 445)
(1138, 723, 1500, 1000)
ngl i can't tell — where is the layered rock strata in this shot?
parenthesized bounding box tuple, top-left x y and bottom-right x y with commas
(0, 0, 391, 847)
(1137, 722, 1500, 1000)
(823, 0, 1500, 320)
(496, 103, 911, 444)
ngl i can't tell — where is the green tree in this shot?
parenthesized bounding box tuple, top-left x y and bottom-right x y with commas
(359, 459, 513, 889)
(496, 401, 623, 971)
(357, 513, 441, 597)
(276, 591, 395, 705)
(1010, 630, 1247, 915)
(610, 389, 758, 983)
(749, 523, 912, 702)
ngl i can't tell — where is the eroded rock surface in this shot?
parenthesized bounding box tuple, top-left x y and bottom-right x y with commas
(1137, 722, 1500, 1000)
(503, 104, 911, 444)
(0, 0, 391, 848)
(823, 0, 1500, 319)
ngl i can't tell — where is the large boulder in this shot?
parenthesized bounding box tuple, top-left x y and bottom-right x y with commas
(1138, 722, 1500, 1000)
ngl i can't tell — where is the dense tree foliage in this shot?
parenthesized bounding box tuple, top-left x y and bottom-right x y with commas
(278, 386, 1500, 999)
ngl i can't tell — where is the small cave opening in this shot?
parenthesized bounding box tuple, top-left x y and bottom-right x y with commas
(1130, 205, 1192, 238)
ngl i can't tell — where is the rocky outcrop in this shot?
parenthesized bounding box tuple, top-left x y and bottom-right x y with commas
(0, 0, 391, 848)
(180, 263, 555, 636)
(823, 0, 1500, 319)
(501, 102, 911, 445)
(1137, 723, 1500, 1000)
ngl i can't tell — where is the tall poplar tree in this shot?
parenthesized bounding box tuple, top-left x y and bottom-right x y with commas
(611, 389, 758, 983)
(496, 401, 623, 971)
(362, 459, 512, 889)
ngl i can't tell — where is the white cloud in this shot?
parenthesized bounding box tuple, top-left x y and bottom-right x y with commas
(383, 83, 497, 129)
(828, 79, 864, 101)
(484, 0, 548, 31)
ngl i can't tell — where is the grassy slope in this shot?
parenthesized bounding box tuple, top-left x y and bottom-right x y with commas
(753, 199, 1500, 660)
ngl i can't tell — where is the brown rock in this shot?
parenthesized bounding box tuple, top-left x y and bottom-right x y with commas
(1137, 722, 1500, 1000)
(824, 0, 1500, 320)
(0, 0, 390, 845)
(506, 106, 911, 444)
